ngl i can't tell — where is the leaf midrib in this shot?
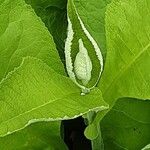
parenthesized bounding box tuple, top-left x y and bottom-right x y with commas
(103, 42, 150, 99)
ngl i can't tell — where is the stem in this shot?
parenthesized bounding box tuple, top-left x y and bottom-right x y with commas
(91, 125, 104, 150)
(86, 112, 104, 150)
(87, 111, 96, 124)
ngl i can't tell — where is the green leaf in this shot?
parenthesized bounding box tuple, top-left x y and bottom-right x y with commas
(92, 0, 150, 142)
(74, 0, 111, 58)
(65, 0, 104, 90)
(0, 57, 108, 137)
(25, 0, 68, 63)
(100, 0, 150, 104)
(75, 0, 111, 140)
(101, 98, 150, 150)
(0, 0, 65, 81)
(96, 0, 150, 125)
(25, 0, 67, 9)
(0, 122, 67, 150)
(142, 144, 150, 150)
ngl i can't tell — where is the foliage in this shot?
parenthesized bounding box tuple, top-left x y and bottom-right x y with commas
(0, 0, 150, 149)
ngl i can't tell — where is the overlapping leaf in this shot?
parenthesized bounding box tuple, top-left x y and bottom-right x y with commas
(74, 0, 111, 58)
(25, 0, 68, 63)
(95, 0, 150, 126)
(0, 1, 109, 149)
(0, 57, 108, 137)
(1, 0, 150, 149)
(88, 0, 150, 143)
(100, 0, 150, 104)
(0, 0, 65, 82)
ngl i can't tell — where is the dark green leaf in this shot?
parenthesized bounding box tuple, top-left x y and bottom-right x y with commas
(101, 98, 150, 150)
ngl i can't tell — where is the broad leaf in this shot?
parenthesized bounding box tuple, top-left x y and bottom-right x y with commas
(0, 57, 108, 137)
(95, 0, 150, 125)
(0, 0, 65, 81)
(25, 0, 68, 63)
(100, 0, 150, 104)
(0, 122, 67, 150)
(91, 0, 150, 142)
(101, 98, 150, 150)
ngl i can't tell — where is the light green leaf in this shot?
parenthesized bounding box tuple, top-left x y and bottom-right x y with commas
(0, 57, 108, 137)
(0, 0, 65, 81)
(92, 0, 150, 142)
(100, 0, 150, 104)
(96, 0, 150, 125)
(0, 122, 67, 150)
(25, 0, 68, 63)
(65, 0, 103, 91)
(101, 98, 150, 150)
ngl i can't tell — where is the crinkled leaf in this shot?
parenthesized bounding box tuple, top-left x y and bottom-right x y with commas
(0, 0, 65, 81)
(101, 98, 150, 150)
(0, 122, 67, 150)
(0, 57, 108, 137)
(95, 0, 150, 130)
(100, 0, 150, 104)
